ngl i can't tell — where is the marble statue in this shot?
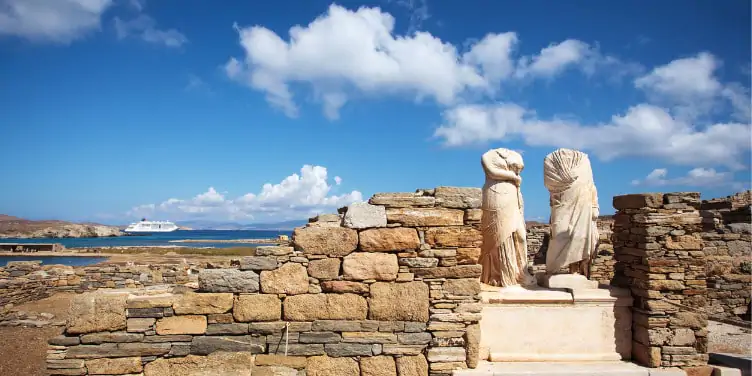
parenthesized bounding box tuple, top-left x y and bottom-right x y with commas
(479, 148, 535, 287)
(543, 148, 600, 277)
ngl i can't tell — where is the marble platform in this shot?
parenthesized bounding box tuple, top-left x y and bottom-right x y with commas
(453, 361, 686, 376)
(478, 274, 633, 363)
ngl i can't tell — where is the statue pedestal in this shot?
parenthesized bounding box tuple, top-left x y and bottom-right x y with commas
(478, 280, 632, 363)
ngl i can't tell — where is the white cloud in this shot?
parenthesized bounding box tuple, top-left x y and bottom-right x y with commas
(127, 165, 363, 222)
(0, 0, 113, 43)
(114, 14, 187, 48)
(390, 0, 430, 34)
(631, 167, 738, 188)
(515, 39, 590, 78)
(434, 102, 751, 169)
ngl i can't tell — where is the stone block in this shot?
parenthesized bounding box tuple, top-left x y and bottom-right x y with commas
(386, 208, 464, 226)
(307, 355, 360, 376)
(308, 258, 341, 280)
(234, 294, 282, 322)
(284, 294, 368, 321)
(396, 355, 429, 376)
(411, 265, 482, 278)
(342, 331, 397, 343)
(190, 335, 265, 355)
(80, 332, 143, 344)
(397, 332, 432, 345)
(425, 227, 482, 248)
(382, 344, 426, 355)
(399, 257, 439, 268)
(239, 256, 279, 271)
(172, 292, 233, 315)
(434, 187, 481, 209)
(427, 347, 466, 362)
(324, 343, 374, 357)
(293, 227, 358, 257)
(49, 335, 81, 346)
(261, 263, 309, 295)
(267, 344, 326, 356)
(126, 294, 175, 309)
(198, 269, 260, 293)
(359, 228, 421, 252)
(85, 357, 142, 375)
(464, 209, 482, 222)
(299, 331, 343, 343)
(343, 252, 398, 281)
(205, 323, 249, 335)
(465, 324, 480, 368)
(66, 343, 171, 358)
(443, 278, 481, 296)
(126, 318, 154, 333)
(361, 355, 397, 376)
(67, 292, 128, 335)
(143, 352, 254, 376)
(253, 366, 298, 376)
(311, 320, 380, 332)
(255, 246, 294, 256)
(155, 315, 207, 335)
(613, 193, 664, 210)
(254, 354, 307, 369)
(343, 202, 387, 229)
(368, 192, 435, 208)
(369, 281, 429, 321)
(321, 280, 369, 293)
(457, 247, 481, 265)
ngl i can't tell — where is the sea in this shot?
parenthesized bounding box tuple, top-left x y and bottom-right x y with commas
(0, 230, 292, 249)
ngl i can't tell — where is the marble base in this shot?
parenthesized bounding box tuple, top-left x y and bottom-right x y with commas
(478, 283, 633, 363)
(453, 361, 686, 376)
(537, 273, 599, 290)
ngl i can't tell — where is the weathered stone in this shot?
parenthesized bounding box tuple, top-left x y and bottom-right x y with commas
(126, 294, 175, 309)
(239, 256, 279, 271)
(255, 246, 294, 256)
(80, 331, 143, 344)
(613, 193, 664, 210)
(85, 357, 142, 375)
(47, 359, 85, 369)
(396, 355, 428, 376)
(306, 258, 341, 280)
(427, 347, 466, 362)
(321, 280, 369, 294)
(434, 187, 481, 209)
(399, 257, 439, 268)
(425, 227, 482, 248)
(398, 332, 432, 345)
(325, 343, 374, 357)
(300, 332, 343, 343)
(359, 228, 421, 251)
(411, 265, 482, 278)
(154, 315, 207, 335)
(369, 192, 436, 208)
(207, 313, 234, 324)
(126, 318, 154, 333)
(343, 202, 387, 229)
(464, 209, 482, 222)
(66, 292, 128, 335)
(369, 281, 429, 321)
(382, 344, 426, 355)
(670, 312, 707, 329)
(284, 294, 368, 321)
(143, 352, 254, 376)
(307, 355, 359, 376)
(143, 334, 192, 343)
(126, 307, 164, 318)
(312, 213, 341, 222)
(261, 263, 310, 295)
(172, 292, 233, 315)
(205, 323, 249, 335)
(44, 367, 87, 375)
(49, 335, 81, 346)
(267, 344, 326, 356)
(465, 324, 480, 368)
(342, 331, 397, 343)
(671, 328, 696, 346)
(250, 321, 312, 334)
(190, 335, 265, 355)
(361, 356, 396, 376)
(293, 227, 358, 257)
(253, 366, 298, 376)
(386, 208, 464, 226)
(198, 268, 260, 293)
(405, 322, 427, 333)
(66, 343, 171, 358)
(343, 252, 398, 281)
(312, 320, 379, 332)
(255, 355, 307, 369)
(234, 294, 282, 322)
(444, 278, 481, 296)
(457, 247, 481, 265)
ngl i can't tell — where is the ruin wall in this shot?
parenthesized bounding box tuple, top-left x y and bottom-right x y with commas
(46, 187, 484, 376)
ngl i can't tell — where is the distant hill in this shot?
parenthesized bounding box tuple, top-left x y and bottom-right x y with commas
(0, 214, 122, 239)
(175, 219, 308, 231)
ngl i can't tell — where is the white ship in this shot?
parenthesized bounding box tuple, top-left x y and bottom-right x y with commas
(124, 218, 179, 233)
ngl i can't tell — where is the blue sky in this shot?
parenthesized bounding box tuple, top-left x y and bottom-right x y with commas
(1, 0, 750, 224)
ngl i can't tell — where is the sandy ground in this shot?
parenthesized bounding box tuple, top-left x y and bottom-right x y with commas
(708, 320, 752, 356)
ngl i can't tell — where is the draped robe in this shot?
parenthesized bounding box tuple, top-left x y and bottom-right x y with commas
(543, 149, 600, 275)
(479, 149, 531, 287)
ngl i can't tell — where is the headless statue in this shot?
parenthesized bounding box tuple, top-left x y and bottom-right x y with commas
(478, 148, 536, 287)
(543, 148, 600, 277)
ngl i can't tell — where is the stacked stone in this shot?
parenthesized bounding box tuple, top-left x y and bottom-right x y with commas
(525, 225, 549, 274)
(590, 218, 616, 285)
(611, 192, 708, 370)
(47, 186, 482, 376)
(700, 190, 752, 320)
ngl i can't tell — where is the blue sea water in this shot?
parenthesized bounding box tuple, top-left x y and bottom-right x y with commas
(0, 256, 108, 267)
(0, 230, 292, 249)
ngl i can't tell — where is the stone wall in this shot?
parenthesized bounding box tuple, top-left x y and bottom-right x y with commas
(612, 192, 708, 370)
(700, 190, 751, 320)
(47, 187, 483, 376)
(0, 261, 199, 309)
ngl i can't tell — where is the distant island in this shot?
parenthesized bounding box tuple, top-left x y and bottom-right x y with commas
(0, 214, 123, 239)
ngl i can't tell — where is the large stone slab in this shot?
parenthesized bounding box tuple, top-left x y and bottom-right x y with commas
(434, 186, 481, 209)
(172, 292, 233, 315)
(396, 355, 428, 376)
(67, 292, 128, 335)
(369, 281, 429, 321)
(234, 294, 281, 322)
(143, 352, 254, 376)
(425, 227, 482, 248)
(359, 228, 421, 252)
(343, 202, 387, 229)
(190, 335, 265, 355)
(85, 357, 142, 375)
(360, 355, 397, 376)
(239, 256, 279, 271)
(155, 315, 207, 335)
(368, 192, 435, 208)
(308, 258, 341, 280)
(307, 355, 360, 376)
(284, 294, 368, 321)
(293, 226, 358, 257)
(453, 360, 660, 376)
(261, 263, 309, 295)
(343, 252, 398, 281)
(386, 208, 464, 226)
(198, 269, 259, 293)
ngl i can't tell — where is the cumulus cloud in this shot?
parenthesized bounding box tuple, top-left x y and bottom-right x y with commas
(224, 4, 625, 120)
(0, 0, 113, 43)
(630, 167, 742, 188)
(127, 165, 363, 222)
(114, 14, 187, 48)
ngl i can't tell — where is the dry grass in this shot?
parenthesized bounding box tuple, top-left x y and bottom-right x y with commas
(93, 246, 257, 256)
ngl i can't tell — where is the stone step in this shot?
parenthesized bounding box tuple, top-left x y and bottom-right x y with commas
(452, 361, 686, 376)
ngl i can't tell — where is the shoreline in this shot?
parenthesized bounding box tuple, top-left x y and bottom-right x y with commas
(167, 238, 285, 244)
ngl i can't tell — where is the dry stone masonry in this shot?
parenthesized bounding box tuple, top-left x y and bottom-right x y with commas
(611, 192, 709, 370)
(47, 187, 484, 376)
